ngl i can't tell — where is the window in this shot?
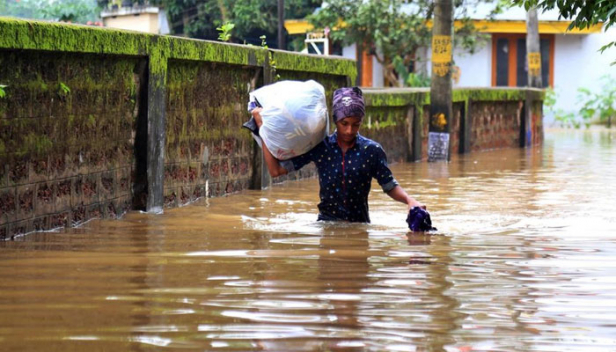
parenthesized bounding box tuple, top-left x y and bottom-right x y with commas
(491, 34, 554, 88)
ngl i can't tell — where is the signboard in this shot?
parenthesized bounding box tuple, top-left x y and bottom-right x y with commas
(427, 132, 450, 161)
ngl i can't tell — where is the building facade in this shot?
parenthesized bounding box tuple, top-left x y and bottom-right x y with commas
(286, 5, 615, 117)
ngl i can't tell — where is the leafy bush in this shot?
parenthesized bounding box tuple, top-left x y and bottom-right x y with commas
(577, 76, 615, 128)
(546, 76, 615, 129)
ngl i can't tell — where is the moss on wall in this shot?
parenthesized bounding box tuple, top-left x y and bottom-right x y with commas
(164, 59, 257, 203)
(272, 50, 356, 83)
(363, 88, 430, 107)
(0, 50, 140, 162)
(363, 87, 533, 108)
(0, 18, 270, 90)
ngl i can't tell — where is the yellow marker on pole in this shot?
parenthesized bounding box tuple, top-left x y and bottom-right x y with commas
(528, 52, 541, 78)
(432, 35, 452, 77)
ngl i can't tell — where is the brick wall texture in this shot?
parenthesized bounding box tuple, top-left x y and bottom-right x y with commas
(0, 51, 140, 239)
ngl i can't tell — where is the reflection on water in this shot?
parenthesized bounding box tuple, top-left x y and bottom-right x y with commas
(1, 128, 616, 351)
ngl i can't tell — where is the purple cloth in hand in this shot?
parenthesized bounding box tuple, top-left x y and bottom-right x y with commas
(332, 87, 365, 122)
(406, 207, 437, 232)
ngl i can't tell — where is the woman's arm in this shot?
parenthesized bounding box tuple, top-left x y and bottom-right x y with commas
(387, 185, 425, 211)
(252, 108, 289, 178)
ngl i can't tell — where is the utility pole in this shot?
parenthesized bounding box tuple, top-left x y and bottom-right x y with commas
(523, 6, 542, 147)
(526, 6, 542, 88)
(428, 0, 453, 162)
(278, 0, 285, 50)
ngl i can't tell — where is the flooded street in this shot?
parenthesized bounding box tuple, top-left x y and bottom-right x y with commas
(1, 128, 615, 351)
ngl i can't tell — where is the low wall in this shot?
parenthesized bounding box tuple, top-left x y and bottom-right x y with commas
(0, 18, 543, 240)
(0, 18, 355, 239)
(362, 88, 544, 162)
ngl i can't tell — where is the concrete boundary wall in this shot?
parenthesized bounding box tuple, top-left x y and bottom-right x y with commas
(0, 19, 543, 240)
(362, 87, 544, 162)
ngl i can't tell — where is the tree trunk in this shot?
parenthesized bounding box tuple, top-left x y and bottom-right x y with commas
(428, 0, 453, 162)
(278, 0, 285, 50)
(217, 0, 228, 22)
(526, 6, 542, 88)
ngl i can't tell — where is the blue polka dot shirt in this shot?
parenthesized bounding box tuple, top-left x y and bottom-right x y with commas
(281, 132, 399, 223)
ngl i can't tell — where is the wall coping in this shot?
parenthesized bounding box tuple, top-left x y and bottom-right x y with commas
(363, 87, 545, 107)
(0, 18, 356, 78)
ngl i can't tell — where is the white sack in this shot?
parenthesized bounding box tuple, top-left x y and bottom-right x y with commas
(250, 80, 328, 160)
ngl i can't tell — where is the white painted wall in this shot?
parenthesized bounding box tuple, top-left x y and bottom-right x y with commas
(453, 39, 492, 87)
(342, 43, 356, 60)
(552, 26, 616, 115)
(104, 12, 159, 33)
(372, 56, 384, 87)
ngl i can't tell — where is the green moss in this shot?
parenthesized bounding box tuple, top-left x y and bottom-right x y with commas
(86, 114, 96, 128)
(0, 18, 144, 56)
(272, 51, 356, 83)
(0, 17, 356, 95)
(165, 36, 267, 66)
(364, 88, 430, 107)
(364, 106, 408, 130)
(20, 132, 53, 156)
(364, 87, 534, 109)
(57, 81, 71, 97)
(452, 88, 529, 102)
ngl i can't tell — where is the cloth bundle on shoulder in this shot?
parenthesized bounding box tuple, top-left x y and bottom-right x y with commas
(244, 80, 328, 160)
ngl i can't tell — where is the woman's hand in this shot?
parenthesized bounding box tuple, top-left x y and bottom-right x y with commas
(406, 198, 426, 212)
(251, 107, 263, 127)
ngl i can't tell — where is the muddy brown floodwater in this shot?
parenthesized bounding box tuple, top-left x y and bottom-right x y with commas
(1, 128, 616, 352)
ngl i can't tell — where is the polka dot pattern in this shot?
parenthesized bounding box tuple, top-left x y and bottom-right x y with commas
(287, 132, 399, 223)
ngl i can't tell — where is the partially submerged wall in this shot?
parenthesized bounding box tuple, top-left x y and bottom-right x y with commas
(0, 50, 141, 237)
(363, 88, 544, 162)
(0, 19, 543, 239)
(0, 19, 355, 239)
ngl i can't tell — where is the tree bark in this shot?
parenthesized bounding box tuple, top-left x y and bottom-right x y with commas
(278, 0, 285, 50)
(217, 0, 228, 22)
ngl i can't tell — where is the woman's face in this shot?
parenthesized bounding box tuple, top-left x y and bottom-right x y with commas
(335, 116, 362, 143)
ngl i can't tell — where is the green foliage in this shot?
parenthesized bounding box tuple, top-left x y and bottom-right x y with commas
(0, 85, 6, 99)
(258, 35, 281, 80)
(216, 22, 235, 42)
(393, 56, 430, 87)
(259, 35, 269, 49)
(544, 87, 579, 128)
(578, 76, 615, 128)
(57, 82, 71, 97)
(545, 77, 616, 129)
(309, 0, 497, 87)
(0, 0, 100, 23)
(151, 0, 321, 46)
(406, 73, 431, 88)
(513, 0, 615, 64)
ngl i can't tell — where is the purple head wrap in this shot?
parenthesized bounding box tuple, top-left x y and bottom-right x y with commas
(332, 87, 365, 123)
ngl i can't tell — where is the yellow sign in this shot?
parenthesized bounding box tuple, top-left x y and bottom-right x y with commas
(432, 35, 452, 77)
(528, 52, 541, 77)
(432, 113, 447, 130)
